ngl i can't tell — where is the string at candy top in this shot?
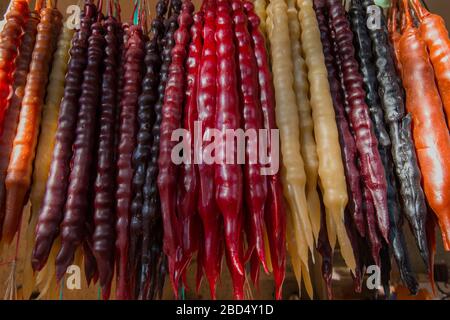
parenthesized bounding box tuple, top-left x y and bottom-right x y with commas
(108, 0, 113, 17)
(145, 0, 152, 24)
(132, 0, 139, 25)
(410, 0, 429, 20)
(96, 0, 103, 19)
(401, 0, 413, 30)
(388, 0, 399, 33)
(115, 0, 121, 21)
(140, 0, 149, 33)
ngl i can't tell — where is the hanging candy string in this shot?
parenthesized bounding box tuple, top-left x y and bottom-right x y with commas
(97, 0, 103, 16)
(108, 0, 113, 17)
(132, 0, 139, 25)
(138, 0, 143, 28)
(115, 0, 121, 21)
(145, 0, 151, 31)
(140, 0, 147, 33)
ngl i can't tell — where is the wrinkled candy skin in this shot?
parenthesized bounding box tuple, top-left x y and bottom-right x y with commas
(141, 3, 178, 302)
(350, 0, 418, 293)
(399, 2, 450, 252)
(56, 17, 105, 280)
(158, 1, 194, 295)
(215, 0, 244, 300)
(129, 29, 156, 289)
(137, 0, 168, 301)
(326, 0, 389, 242)
(232, 0, 268, 275)
(3, 7, 62, 243)
(0, 11, 39, 238)
(195, 0, 223, 299)
(0, 0, 29, 133)
(115, 25, 145, 300)
(176, 10, 203, 286)
(411, 0, 450, 126)
(362, 0, 429, 266)
(93, 15, 119, 300)
(243, 2, 286, 300)
(363, 185, 382, 265)
(318, 202, 333, 299)
(32, 2, 96, 271)
(314, 0, 364, 238)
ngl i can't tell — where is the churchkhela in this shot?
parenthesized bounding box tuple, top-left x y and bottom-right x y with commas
(0, 0, 447, 301)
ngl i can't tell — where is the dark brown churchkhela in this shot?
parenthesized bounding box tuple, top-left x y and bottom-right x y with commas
(350, 0, 418, 293)
(361, 0, 429, 267)
(326, 0, 389, 242)
(141, 0, 179, 299)
(32, 1, 96, 271)
(115, 24, 145, 300)
(55, 11, 105, 280)
(132, 0, 167, 300)
(93, 6, 119, 300)
(115, 21, 127, 164)
(348, 0, 390, 148)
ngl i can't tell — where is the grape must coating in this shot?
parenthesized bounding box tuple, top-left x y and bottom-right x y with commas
(93, 11, 119, 300)
(399, 0, 450, 251)
(33, 2, 96, 271)
(326, 0, 389, 242)
(140, 1, 179, 301)
(158, 0, 194, 294)
(177, 9, 203, 283)
(215, 0, 246, 300)
(56, 13, 104, 280)
(0, 0, 29, 134)
(4, 5, 62, 243)
(350, 0, 418, 293)
(24, 21, 74, 298)
(362, 0, 429, 265)
(268, 0, 314, 275)
(0, 10, 39, 238)
(297, 0, 355, 271)
(231, 0, 268, 273)
(195, 0, 223, 299)
(411, 0, 450, 126)
(314, 0, 364, 238)
(287, 1, 321, 243)
(134, 0, 167, 300)
(243, 1, 286, 300)
(115, 24, 145, 299)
